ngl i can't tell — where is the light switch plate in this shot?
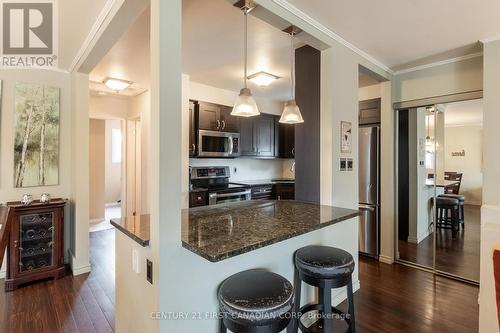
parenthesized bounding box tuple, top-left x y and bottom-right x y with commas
(132, 249, 140, 274)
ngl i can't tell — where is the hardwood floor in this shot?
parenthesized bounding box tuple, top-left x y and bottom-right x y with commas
(338, 257, 479, 333)
(0, 229, 115, 333)
(398, 204, 481, 281)
(0, 228, 479, 333)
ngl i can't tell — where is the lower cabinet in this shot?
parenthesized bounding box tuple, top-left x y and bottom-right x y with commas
(189, 191, 208, 208)
(275, 183, 295, 200)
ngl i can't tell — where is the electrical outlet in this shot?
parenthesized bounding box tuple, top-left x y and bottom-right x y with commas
(146, 259, 153, 284)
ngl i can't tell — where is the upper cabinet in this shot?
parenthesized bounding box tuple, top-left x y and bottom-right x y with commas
(239, 114, 276, 157)
(276, 121, 295, 158)
(190, 100, 295, 160)
(198, 102, 240, 133)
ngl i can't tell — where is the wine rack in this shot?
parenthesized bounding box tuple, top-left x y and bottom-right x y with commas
(5, 199, 66, 291)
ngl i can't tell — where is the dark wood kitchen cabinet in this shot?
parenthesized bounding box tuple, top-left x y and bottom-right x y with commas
(255, 114, 275, 157)
(240, 116, 257, 156)
(275, 183, 295, 200)
(198, 102, 239, 133)
(239, 114, 276, 157)
(276, 120, 295, 158)
(189, 100, 198, 157)
(4, 199, 66, 291)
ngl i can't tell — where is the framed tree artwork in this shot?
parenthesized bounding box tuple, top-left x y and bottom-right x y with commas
(341, 121, 352, 154)
(14, 83, 60, 187)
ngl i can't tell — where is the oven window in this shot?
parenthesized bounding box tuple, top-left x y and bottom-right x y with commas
(202, 136, 229, 153)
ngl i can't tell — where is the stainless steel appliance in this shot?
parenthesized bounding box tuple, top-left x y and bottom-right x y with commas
(198, 130, 240, 158)
(190, 166, 250, 206)
(359, 125, 380, 258)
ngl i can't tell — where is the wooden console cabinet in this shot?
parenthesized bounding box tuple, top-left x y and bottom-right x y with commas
(3, 199, 66, 291)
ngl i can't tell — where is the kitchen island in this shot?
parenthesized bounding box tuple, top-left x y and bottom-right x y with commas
(115, 200, 360, 332)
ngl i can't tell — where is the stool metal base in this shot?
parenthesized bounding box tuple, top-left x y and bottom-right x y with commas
(291, 269, 356, 333)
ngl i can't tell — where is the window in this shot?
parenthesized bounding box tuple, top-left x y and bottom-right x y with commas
(111, 128, 122, 163)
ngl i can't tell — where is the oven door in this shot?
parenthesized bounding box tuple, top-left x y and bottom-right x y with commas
(198, 130, 240, 157)
(209, 189, 251, 205)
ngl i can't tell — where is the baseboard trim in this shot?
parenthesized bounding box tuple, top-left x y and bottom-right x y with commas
(69, 250, 91, 276)
(333, 279, 360, 306)
(379, 255, 394, 265)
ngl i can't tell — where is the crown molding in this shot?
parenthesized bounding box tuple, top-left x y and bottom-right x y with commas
(393, 52, 483, 76)
(480, 35, 500, 44)
(68, 0, 118, 73)
(269, 0, 393, 75)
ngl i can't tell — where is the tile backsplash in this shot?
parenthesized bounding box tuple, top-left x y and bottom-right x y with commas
(189, 158, 294, 181)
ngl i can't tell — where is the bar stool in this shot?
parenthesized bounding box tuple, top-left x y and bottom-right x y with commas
(438, 194, 465, 229)
(291, 245, 356, 333)
(435, 197, 460, 238)
(218, 270, 294, 333)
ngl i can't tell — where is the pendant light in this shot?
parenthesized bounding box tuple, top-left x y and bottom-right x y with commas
(231, 3, 260, 117)
(279, 27, 304, 124)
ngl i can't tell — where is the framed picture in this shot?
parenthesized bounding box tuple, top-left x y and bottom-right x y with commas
(341, 121, 352, 154)
(14, 83, 60, 187)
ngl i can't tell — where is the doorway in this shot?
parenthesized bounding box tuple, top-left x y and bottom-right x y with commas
(395, 98, 483, 283)
(89, 118, 125, 232)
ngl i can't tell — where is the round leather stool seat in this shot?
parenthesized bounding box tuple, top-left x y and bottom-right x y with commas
(435, 197, 459, 208)
(295, 245, 355, 280)
(218, 270, 293, 327)
(439, 194, 465, 203)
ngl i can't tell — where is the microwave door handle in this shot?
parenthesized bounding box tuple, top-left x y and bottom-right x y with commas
(228, 137, 234, 155)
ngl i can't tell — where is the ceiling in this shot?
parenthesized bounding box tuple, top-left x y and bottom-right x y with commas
(444, 99, 483, 127)
(90, 0, 296, 101)
(285, 0, 499, 70)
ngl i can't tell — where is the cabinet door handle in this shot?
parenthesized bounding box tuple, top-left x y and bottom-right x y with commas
(221, 120, 226, 130)
(216, 120, 220, 130)
(292, 148, 295, 157)
(191, 144, 196, 155)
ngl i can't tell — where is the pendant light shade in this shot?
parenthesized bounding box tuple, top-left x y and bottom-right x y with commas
(232, 4, 260, 117)
(280, 100, 304, 123)
(279, 27, 304, 124)
(233, 88, 260, 117)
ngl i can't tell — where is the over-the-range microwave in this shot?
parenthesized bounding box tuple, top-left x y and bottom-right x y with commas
(198, 130, 240, 158)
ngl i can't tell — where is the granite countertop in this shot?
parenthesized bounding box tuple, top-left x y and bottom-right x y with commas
(425, 179, 460, 187)
(181, 200, 359, 262)
(230, 178, 295, 186)
(190, 187, 208, 193)
(111, 214, 150, 247)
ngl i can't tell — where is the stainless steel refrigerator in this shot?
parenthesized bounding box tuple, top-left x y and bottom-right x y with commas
(358, 125, 380, 258)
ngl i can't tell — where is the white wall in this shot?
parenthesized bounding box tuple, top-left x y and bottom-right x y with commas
(90, 94, 130, 119)
(393, 56, 483, 103)
(105, 119, 123, 204)
(444, 125, 483, 205)
(189, 158, 289, 181)
(89, 119, 106, 221)
(359, 83, 381, 101)
(0, 69, 76, 277)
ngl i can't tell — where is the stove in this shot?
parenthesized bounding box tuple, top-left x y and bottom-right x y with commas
(190, 167, 251, 205)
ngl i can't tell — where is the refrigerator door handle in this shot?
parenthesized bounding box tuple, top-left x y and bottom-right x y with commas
(359, 204, 376, 211)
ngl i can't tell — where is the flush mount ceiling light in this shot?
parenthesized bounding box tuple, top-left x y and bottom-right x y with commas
(103, 77, 133, 92)
(247, 71, 280, 87)
(279, 26, 304, 124)
(231, 0, 260, 118)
